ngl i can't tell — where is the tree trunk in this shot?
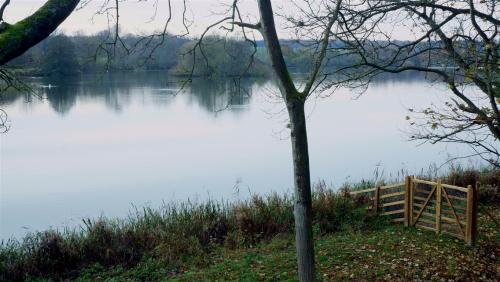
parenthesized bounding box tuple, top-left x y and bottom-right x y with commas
(288, 98, 315, 281)
(256, 1, 316, 280)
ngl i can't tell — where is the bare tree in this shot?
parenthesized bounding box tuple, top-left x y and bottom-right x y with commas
(330, 0, 499, 167)
(89, 0, 189, 70)
(255, 2, 344, 280)
(181, 0, 346, 280)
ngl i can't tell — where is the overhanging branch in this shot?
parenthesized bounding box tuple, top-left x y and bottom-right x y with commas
(0, 0, 80, 66)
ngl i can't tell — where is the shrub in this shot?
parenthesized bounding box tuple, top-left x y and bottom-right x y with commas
(0, 186, 373, 281)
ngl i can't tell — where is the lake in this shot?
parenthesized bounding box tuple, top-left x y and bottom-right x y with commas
(0, 72, 474, 240)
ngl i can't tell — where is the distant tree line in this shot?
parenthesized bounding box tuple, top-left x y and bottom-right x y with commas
(6, 32, 269, 77)
(6, 32, 188, 76)
(6, 32, 449, 78)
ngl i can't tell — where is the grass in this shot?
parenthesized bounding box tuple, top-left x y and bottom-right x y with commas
(1, 188, 380, 281)
(1, 166, 498, 281)
(75, 206, 499, 281)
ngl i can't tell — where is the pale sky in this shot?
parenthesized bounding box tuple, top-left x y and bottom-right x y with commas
(3, 0, 457, 40)
(4, 0, 264, 36)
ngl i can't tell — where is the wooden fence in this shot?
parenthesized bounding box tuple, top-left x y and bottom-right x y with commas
(349, 176, 478, 245)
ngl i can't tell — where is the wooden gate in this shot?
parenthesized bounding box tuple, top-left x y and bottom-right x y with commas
(350, 176, 478, 245)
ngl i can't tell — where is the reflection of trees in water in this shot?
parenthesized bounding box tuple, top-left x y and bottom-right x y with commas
(41, 72, 170, 115)
(39, 73, 266, 115)
(369, 71, 430, 84)
(73, 73, 143, 113)
(0, 90, 32, 107)
(2, 72, 423, 115)
(4, 72, 208, 113)
(43, 76, 78, 115)
(186, 78, 266, 113)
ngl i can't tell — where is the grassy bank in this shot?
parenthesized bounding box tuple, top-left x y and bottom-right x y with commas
(0, 188, 379, 281)
(78, 207, 499, 281)
(1, 167, 498, 281)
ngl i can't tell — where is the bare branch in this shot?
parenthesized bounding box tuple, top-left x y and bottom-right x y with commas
(0, 0, 10, 23)
(301, 0, 342, 97)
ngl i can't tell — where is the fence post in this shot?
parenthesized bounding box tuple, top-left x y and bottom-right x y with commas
(435, 179, 442, 234)
(474, 182, 480, 242)
(466, 184, 478, 246)
(409, 176, 414, 225)
(373, 186, 380, 214)
(404, 176, 411, 227)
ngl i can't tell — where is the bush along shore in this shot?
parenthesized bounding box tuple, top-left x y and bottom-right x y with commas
(0, 167, 498, 281)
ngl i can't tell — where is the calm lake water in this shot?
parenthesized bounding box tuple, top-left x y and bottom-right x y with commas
(0, 72, 474, 240)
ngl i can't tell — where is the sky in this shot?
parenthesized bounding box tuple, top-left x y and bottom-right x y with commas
(5, 0, 421, 40)
(4, 0, 264, 36)
(4, 0, 478, 40)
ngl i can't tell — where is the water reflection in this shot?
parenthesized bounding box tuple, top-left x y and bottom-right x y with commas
(1, 71, 429, 117)
(42, 76, 79, 115)
(187, 77, 264, 113)
(1, 73, 266, 116)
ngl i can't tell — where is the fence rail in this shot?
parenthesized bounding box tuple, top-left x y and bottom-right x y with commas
(349, 176, 478, 245)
